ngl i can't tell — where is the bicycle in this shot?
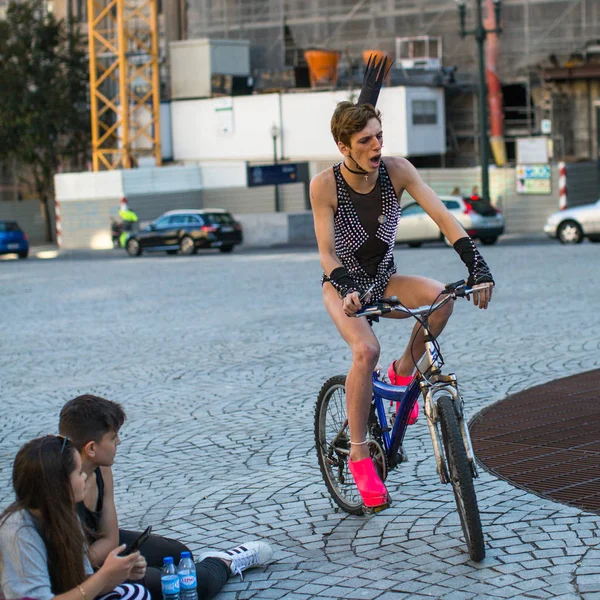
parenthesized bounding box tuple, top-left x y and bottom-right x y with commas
(314, 280, 486, 562)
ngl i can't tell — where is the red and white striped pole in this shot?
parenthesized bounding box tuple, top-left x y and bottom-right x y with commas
(55, 198, 62, 247)
(558, 162, 567, 210)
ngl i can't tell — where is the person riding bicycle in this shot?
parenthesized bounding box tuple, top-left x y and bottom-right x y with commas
(310, 56, 495, 512)
(118, 198, 138, 248)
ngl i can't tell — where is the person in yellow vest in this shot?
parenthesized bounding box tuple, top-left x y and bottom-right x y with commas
(118, 198, 138, 248)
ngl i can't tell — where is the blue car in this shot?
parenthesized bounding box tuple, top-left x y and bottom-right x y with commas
(0, 220, 29, 259)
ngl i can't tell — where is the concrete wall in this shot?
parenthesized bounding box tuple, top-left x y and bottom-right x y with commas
(53, 165, 311, 248)
(0, 199, 48, 244)
(235, 212, 316, 247)
(52, 162, 565, 249)
(200, 182, 307, 214)
(55, 166, 205, 249)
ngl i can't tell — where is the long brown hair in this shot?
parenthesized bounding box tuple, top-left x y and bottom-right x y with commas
(0, 435, 86, 593)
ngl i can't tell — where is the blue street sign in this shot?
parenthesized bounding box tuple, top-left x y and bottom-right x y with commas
(247, 163, 306, 187)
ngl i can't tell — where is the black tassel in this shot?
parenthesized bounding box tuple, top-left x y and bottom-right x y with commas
(357, 54, 393, 108)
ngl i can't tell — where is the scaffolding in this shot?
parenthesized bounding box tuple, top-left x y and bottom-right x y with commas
(183, 0, 600, 83)
(86, 0, 161, 170)
(179, 0, 599, 165)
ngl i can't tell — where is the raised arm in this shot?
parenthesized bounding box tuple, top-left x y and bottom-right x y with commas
(388, 157, 494, 308)
(389, 157, 467, 245)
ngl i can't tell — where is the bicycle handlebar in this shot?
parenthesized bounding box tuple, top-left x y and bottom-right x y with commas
(354, 280, 480, 320)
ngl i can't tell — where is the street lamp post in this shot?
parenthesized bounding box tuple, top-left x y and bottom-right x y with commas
(271, 123, 281, 212)
(456, 0, 502, 203)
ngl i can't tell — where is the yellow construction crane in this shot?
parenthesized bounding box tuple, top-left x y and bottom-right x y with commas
(86, 0, 161, 170)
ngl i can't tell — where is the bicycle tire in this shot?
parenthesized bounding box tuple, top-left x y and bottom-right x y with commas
(437, 395, 485, 562)
(314, 375, 364, 515)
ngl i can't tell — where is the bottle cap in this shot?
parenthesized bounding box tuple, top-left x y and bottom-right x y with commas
(163, 556, 174, 564)
(180, 551, 191, 558)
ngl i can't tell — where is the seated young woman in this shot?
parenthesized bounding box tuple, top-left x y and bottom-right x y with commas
(0, 435, 150, 600)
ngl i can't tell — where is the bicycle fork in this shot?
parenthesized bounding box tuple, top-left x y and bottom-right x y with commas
(422, 381, 480, 483)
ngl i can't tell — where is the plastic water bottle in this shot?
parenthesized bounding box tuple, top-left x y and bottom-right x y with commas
(178, 551, 198, 600)
(161, 557, 180, 600)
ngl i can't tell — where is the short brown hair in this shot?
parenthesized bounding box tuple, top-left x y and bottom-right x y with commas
(331, 101, 382, 147)
(59, 394, 126, 450)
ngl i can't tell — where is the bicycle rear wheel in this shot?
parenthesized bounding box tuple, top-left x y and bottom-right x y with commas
(437, 395, 485, 562)
(314, 375, 364, 514)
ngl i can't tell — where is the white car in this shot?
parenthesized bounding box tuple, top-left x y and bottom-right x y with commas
(396, 195, 505, 248)
(543, 199, 600, 244)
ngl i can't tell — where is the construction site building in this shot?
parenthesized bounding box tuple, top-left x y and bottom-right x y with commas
(2, 0, 600, 167)
(161, 0, 600, 166)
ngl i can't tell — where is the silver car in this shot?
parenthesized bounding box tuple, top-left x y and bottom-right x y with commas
(543, 199, 600, 244)
(396, 195, 505, 248)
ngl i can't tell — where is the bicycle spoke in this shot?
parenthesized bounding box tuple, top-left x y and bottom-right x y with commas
(315, 377, 363, 512)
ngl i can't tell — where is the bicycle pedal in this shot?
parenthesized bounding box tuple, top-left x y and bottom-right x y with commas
(363, 497, 392, 514)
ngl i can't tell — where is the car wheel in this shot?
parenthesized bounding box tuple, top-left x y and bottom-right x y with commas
(558, 220, 583, 244)
(219, 245, 234, 253)
(126, 238, 141, 256)
(479, 236, 498, 245)
(166, 250, 178, 255)
(408, 242, 422, 248)
(18, 251, 28, 259)
(179, 235, 196, 255)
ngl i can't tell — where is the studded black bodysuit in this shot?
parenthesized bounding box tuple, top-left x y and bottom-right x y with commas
(322, 161, 401, 302)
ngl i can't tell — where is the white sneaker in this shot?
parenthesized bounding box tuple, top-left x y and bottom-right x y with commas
(200, 541, 274, 579)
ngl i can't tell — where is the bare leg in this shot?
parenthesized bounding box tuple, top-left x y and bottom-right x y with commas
(323, 283, 380, 462)
(382, 275, 454, 377)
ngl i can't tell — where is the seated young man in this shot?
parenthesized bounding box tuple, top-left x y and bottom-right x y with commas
(59, 394, 273, 600)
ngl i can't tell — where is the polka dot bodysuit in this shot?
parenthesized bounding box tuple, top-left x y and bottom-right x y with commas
(322, 161, 401, 302)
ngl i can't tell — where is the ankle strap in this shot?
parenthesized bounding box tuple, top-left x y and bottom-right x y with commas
(350, 440, 368, 445)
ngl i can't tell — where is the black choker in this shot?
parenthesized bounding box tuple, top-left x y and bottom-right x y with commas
(342, 162, 368, 177)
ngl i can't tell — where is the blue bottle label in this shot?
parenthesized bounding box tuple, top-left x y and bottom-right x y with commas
(180, 574, 197, 590)
(162, 575, 180, 595)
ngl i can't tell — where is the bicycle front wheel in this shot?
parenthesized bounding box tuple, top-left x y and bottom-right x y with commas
(437, 395, 485, 562)
(314, 375, 364, 515)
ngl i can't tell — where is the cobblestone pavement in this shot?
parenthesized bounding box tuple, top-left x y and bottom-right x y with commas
(2, 240, 600, 599)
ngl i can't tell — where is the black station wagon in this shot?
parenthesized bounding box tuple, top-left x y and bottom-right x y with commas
(126, 209, 243, 257)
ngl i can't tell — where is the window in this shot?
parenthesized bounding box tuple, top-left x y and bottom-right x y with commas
(443, 200, 461, 210)
(154, 216, 171, 228)
(412, 100, 437, 125)
(0, 221, 20, 232)
(401, 204, 424, 216)
(205, 212, 235, 225)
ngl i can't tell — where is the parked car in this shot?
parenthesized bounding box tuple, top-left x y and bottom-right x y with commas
(543, 199, 600, 244)
(125, 209, 243, 257)
(0, 220, 29, 259)
(395, 195, 505, 248)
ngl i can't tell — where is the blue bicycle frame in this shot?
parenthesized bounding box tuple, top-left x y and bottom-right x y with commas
(371, 373, 421, 469)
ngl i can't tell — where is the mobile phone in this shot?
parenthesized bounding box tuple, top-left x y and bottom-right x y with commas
(120, 525, 152, 556)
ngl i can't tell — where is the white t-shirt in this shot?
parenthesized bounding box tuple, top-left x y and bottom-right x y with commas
(0, 510, 93, 600)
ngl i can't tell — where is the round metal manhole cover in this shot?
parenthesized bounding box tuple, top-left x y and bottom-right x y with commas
(470, 369, 600, 514)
